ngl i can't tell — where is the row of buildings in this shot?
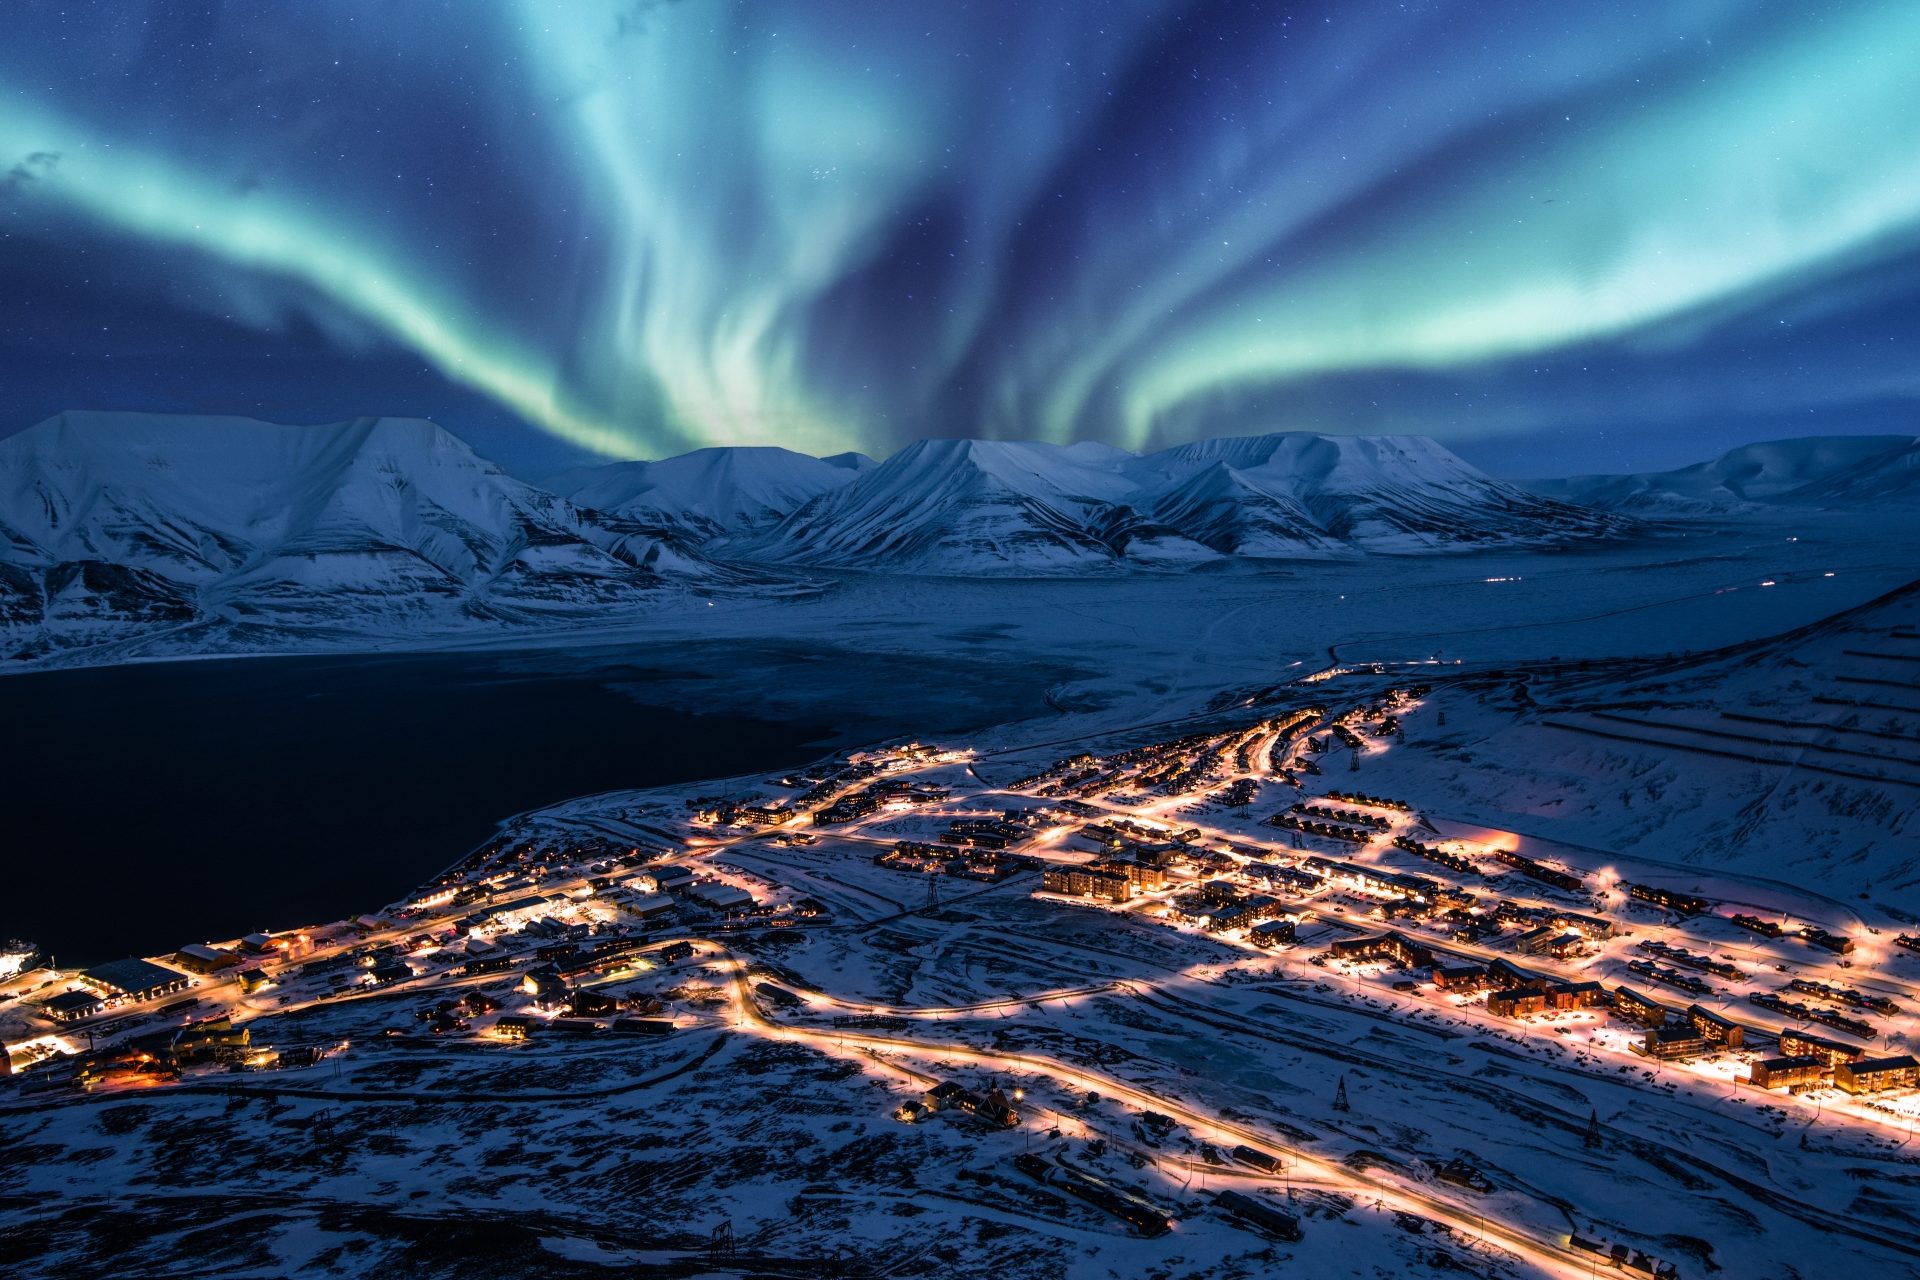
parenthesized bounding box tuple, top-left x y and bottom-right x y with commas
(1751, 1053, 1918, 1094)
(1338, 938, 1913, 1095)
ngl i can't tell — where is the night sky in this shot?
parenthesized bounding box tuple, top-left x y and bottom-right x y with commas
(2, 0, 1916, 477)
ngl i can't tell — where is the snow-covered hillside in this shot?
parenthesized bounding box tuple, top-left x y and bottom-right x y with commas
(0, 411, 734, 662)
(550, 445, 874, 541)
(1361, 577, 1920, 901)
(1528, 435, 1920, 514)
(742, 432, 1628, 571)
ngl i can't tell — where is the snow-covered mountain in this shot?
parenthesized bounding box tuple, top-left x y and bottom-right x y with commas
(549, 446, 874, 541)
(1142, 458, 1338, 559)
(739, 433, 1627, 572)
(1527, 435, 1920, 514)
(738, 438, 1217, 572)
(0, 416, 1643, 664)
(0, 411, 734, 662)
(1135, 434, 1610, 556)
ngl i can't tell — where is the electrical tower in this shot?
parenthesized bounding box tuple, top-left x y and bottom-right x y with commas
(1583, 1108, 1602, 1150)
(926, 874, 943, 911)
(1333, 1074, 1351, 1112)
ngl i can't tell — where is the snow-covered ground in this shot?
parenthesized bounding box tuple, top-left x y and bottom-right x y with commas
(1351, 582, 1920, 904)
(6, 569, 1920, 1279)
(409, 502, 1920, 751)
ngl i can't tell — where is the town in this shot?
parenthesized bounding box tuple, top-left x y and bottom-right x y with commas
(5, 663, 1918, 1280)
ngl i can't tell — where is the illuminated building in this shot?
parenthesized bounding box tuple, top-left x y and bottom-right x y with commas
(1834, 1055, 1919, 1095)
(1748, 1056, 1826, 1090)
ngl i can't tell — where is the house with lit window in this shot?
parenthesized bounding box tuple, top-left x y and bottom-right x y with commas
(1778, 1030, 1865, 1067)
(1638, 1024, 1708, 1060)
(1835, 1055, 1918, 1095)
(1748, 1056, 1825, 1090)
(1685, 1004, 1746, 1050)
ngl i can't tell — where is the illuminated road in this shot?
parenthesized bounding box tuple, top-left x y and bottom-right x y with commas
(700, 941, 1604, 1279)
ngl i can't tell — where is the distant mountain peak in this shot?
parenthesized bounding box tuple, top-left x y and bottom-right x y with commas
(1527, 434, 1920, 513)
(550, 442, 877, 540)
(739, 429, 1627, 572)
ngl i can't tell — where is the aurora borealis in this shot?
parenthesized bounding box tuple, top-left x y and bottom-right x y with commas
(2, 1, 1918, 474)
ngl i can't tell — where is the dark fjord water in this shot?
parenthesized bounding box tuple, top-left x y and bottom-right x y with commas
(1, 641, 1062, 966)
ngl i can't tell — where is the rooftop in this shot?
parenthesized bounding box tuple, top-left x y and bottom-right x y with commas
(44, 989, 104, 1014)
(83, 957, 190, 997)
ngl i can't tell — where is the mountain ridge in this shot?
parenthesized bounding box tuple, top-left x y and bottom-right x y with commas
(0, 411, 739, 661)
(1524, 434, 1920, 513)
(735, 431, 1630, 571)
(1, 411, 1660, 664)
